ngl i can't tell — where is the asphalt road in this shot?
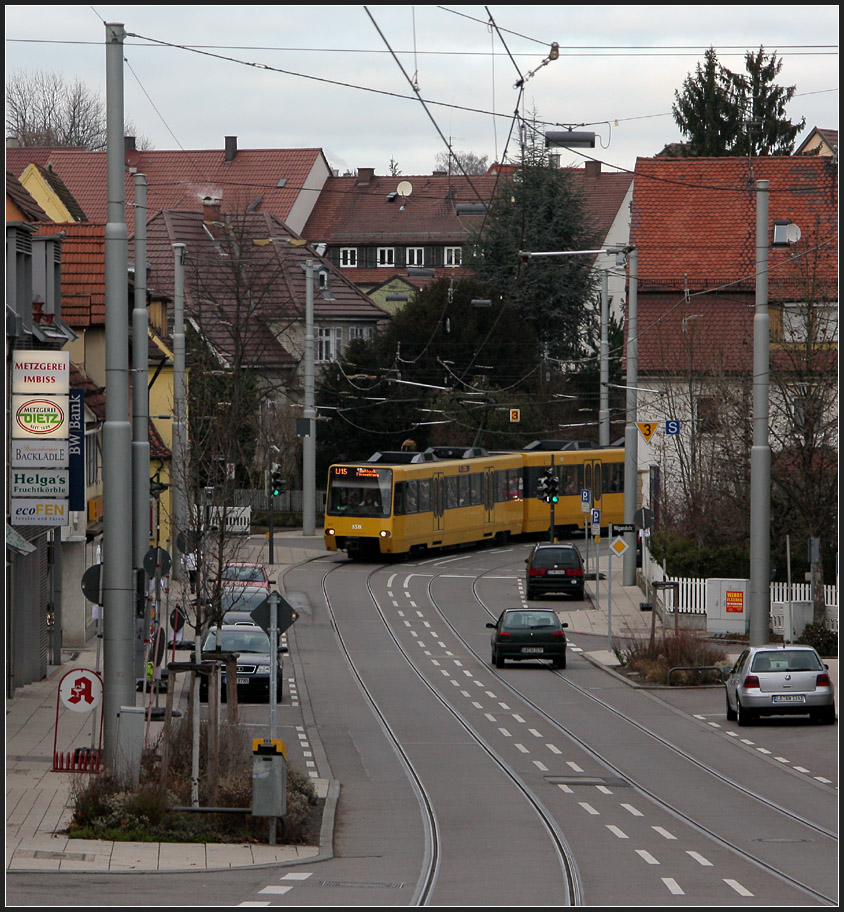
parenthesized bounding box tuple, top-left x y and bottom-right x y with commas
(7, 542, 838, 906)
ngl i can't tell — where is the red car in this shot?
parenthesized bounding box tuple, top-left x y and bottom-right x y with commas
(219, 561, 271, 590)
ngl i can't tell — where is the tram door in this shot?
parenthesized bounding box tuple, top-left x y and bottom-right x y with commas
(432, 473, 445, 532)
(484, 467, 495, 525)
(584, 459, 603, 510)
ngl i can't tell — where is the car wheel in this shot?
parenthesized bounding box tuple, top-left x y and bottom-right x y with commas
(493, 649, 504, 669)
(554, 655, 566, 670)
(725, 691, 737, 721)
(526, 587, 536, 600)
(736, 697, 755, 727)
(812, 706, 836, 725)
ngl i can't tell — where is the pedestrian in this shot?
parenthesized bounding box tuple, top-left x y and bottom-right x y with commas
(182, 550, 197, 592)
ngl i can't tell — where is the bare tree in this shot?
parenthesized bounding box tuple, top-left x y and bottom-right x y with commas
(5, 68, 150, 150)
(434, 149, 490, 176)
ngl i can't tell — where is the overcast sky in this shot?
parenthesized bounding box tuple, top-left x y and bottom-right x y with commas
(5, 5, 839, 178)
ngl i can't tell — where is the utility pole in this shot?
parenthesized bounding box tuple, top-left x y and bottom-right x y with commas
(599, 268, 610, 448)
(172, 245, 187, 576)
(622, 247, 639, 586)
(132, 173, 150, 682)
(102, 22, 135, 764)
(749, 181, 771, 646)
(302, 260, 316, 536)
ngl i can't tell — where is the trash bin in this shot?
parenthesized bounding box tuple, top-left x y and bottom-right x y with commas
(252, 739, 287, 818)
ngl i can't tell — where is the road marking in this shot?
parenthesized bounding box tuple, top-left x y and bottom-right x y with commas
(793, 766, 810, 773)
(499, 728, 511, 737)
(472, 701, 483, 709)
(635, 849, 660, 865)
(686, 851, 712, 866)
(281, 873, 312, 880)
(596, 785, 612, 794)
(258, 886, 293, 894)
(579, 802, 599, 815)
(814, 776, 832, 784)
(546, 744, 562, 754)
(606, 825, 628, 838)
(662, 878, 684, 895)
(622, 803, 643, 816)
(775, 756, 790, 764)
(485, 713, 496, 722)
(566, 761, 584, 772)
(498, 702, 511, 710)
(512, 714, 525, 723)
(529, 728, 542, 738)
(515, 743, 529, 753)
(652, 826, 676, 840)
(756, 747, 771, 755)
(533, 760, 549, 771)
(557, 783, 573, 794)
(724, 879, 753, 896)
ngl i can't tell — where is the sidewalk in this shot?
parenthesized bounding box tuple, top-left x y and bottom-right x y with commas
(6, 532, 834, 873)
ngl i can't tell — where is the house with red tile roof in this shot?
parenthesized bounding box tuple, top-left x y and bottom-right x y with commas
(303, 161, 634, 315)
(626, 155, 837, 524)
(6, 136, 331, 235)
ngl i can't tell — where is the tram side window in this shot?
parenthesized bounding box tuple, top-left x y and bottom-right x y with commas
(418, 477, 431, 512)
(405, 479, 418, 513)
(559, 465, 582, 496)
(496, 470, 507, 502)
(446, 476, 459, 509)
(458, 475, 470, 507)
(470, 473, 482, 506)
(604, 463, 624, 493)
(507, 469, 523, 500)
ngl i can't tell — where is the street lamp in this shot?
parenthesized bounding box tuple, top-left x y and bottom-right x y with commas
(544, 131, 596, 149)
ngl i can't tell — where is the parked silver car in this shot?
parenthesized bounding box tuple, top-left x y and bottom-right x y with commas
(725, 645, 836, 725)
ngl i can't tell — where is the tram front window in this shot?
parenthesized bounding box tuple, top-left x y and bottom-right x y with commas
(328, 467, 392, 517)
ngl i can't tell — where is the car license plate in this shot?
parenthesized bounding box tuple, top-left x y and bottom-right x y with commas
(547, 570, 566, 575)
(236, 677, 250, 685)
(522, 647, 544, 653)
(772, 694, 805, 703)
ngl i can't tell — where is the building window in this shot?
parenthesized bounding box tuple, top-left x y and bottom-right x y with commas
(316, 327, 343, 363)
(444, 246, 462, 267)
(377, 247, 395, 267)
(348, 326, 374, 344)
(696, 397, 719, 434)
(774, 302, 838, 344)
(406, 247, 424, 267)
(339, 248, 357, 268)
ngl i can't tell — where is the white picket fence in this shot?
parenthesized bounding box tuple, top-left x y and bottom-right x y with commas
(642, 547, 838, 632)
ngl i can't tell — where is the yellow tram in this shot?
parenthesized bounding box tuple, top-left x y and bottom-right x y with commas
(324, 443, 625, 560)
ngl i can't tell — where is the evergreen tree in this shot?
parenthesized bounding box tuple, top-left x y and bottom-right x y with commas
(469, 123, 599, 362)
(672, 46, 804, 156)
(727, 47, 806, 156)
(672, 47, 739, 156)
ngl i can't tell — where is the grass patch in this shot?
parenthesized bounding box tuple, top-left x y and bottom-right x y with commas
(614, 629, 729, 686)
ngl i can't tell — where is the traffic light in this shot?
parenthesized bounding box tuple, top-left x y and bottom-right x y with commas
(546, 473, 559, 504)
(537, 473, 548, 500)
(270, 463, 286, 497)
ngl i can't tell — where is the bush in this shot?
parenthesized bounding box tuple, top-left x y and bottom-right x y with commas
(796, 622, 838, 657)
(614, 629, 729, 685)
(68, 718, 322, 844)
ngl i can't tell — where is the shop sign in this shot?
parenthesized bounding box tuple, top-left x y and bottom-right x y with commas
(12, 395, 69, 439)
(11, 469, 69, 498)
(12, 351, 69, 394)
(9, 498, 69, 526)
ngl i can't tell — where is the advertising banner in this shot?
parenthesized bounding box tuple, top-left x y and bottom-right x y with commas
(12, 351, 70, 394)
(12, 394, 70, 439)
(10, 439, 69, 467)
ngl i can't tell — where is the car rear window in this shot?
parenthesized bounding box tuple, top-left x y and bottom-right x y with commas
(531, 549, 579, 569)
(751, 650, 823, 673)
(502, 611, 560, 631)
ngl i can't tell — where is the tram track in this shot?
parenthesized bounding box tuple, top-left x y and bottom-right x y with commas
(411, 548, 837, 906)
(317, 558, 584, 907)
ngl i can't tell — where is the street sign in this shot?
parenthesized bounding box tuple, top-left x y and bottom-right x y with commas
(665, 419, 681, 435)
(637, 421, 659, 443)
(580, 489, 591, 513)
(591, 508, 601, 535)
(509, 408, 520, 423)
(613, 523, 636, 534)
(81, 563, 103, 606)
(633, 507, 653, 530)
(250, 592, 299, 634)
(143, 547, 172, 578)
(610, 537, 629, 558)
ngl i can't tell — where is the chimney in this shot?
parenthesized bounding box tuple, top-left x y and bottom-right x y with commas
(225, 136, 237, 162)
(356, 167, 375, 184)
(203, 196, 222, 223)
(584, 160, 602, 178)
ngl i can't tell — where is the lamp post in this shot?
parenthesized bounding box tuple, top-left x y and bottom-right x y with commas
(302, 260, 317, 536)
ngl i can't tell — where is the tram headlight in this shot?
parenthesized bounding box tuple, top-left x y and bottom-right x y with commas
(325, 527, 335, 536)
(379, 530, 391, 538)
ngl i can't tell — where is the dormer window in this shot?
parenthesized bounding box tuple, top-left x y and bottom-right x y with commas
(444, 246, 462, 267)
(377, 247, 395, 267)
(406, 247, 424, 267)
(339, 247, 357, 268)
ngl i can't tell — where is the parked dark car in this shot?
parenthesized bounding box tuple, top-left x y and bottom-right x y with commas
(525, 543, 584, 600)
(199, 624, 285, 703)
(724, 645, 836, 725)
(219, 585, 269, 625)
(487, 608, 568, 669)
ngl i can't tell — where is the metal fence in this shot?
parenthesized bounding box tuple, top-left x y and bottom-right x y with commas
(199, 488, 326, 515)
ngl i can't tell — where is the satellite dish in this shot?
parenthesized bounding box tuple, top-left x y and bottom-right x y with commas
(785, 223, 802, 244)
(396, 181, 413, 197)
